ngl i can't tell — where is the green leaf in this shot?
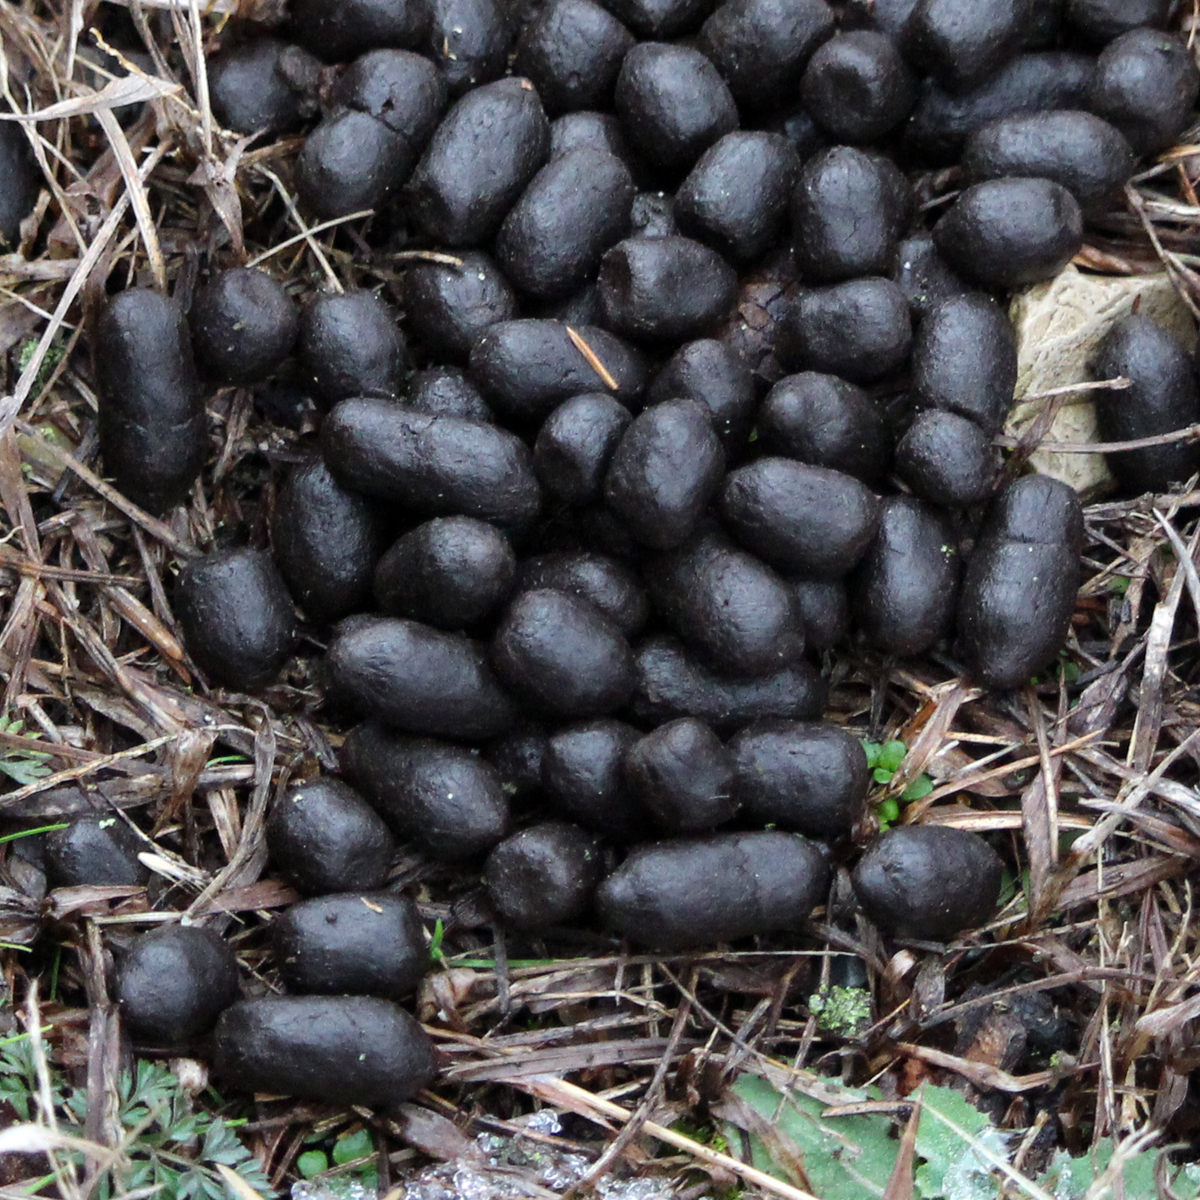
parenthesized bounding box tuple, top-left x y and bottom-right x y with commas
(429, 917, 446, 964)
(1040, 1143, 1199, 1200)
(911, 1086, 990, 1198)
(878, 740, 908, 772)
(0, 823, 68, 844)
(0, 757, 52, 786)
(724, 1075, 1019, 1200)
(333, 1129, 373, 1165)
(860, 740, 881, 769)
(876, 798, 900, 824)
(726, 1073, 895, 1198)
(900, 775, 934, 802)
(872, 767, 894, 785)
(297, 1151, 328, 1178)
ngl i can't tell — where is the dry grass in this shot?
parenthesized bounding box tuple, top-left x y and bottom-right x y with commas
(3, 0, 1200, 1196)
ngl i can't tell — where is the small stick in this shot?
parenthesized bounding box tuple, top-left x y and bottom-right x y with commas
(566, 326, 619, 390)
(247, 211, 375, 267)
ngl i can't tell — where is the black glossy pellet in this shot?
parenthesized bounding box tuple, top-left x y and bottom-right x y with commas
(207, 39, 319, 136)
(266, 777, 395, 894)
(373, 517, 516, 628)
(957, 475, 1084, 690)
(515, 551, 648, 637)
(322, 398, 541, 528)
(646, 529, 805, 676)
(341, 722, 511, 855)
(932, 177, 1083, 291)
(791, 146, 906, 284)
(961, 110, 1134, 211)
(534, 393, 632, 504)
(407, 77, 550, 246)
(647, 339, 755, 453)
(901, 0, 1027, 92)
(45, 815, 148, 889)
(697, 0, 833, 113)
(297, 290, 407, 410)
(596, 830, 829, 949)
(542, 718, 648, 841)
(720, 459, 880, 579)
(852, 825, 1003, 940)
(1088, 28, 1199, 156)
(117, 926, 239, 1045)
(483, 822, 602, 929)
(190, 267, 297, 386)
(407, 366, 492, 421)
(271, 892, 427, 999)
(729, 720, 868, 839)
(492, 588, 635, 718)
(425, 0, 511, 95)
(603, 398, 724, 549)
(402, 251, 518, 364)
(496, 147, 635, 299)
(291, 0, 429, 63)
(904, 51, 1095, 166)
(787, 277, 912, 384)
(176, 548, 296, 691)
(676, 132, 800, 267)
(470, 319, 647, 423)
(272, 457, 386, 626)
(1091, 314, 1200, 495)
(911, 293, 1017, 436)
(850, 495, 960, 657)
(614, 43, 738, 173)
(894, 410, 996, 508)
(801, 30, 916, 144)
(94, 289, 207, 513)
(631, 635, 826, 733)
(213, 996, 436, 1106)
(757, 372, 891, 486)
(325, 618, 517, 740)
(513, 0, 636, 114)
(599, 235, 737, 344)
(626, 717, 737, 832)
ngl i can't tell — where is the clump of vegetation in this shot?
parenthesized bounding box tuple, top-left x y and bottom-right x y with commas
(808, 984, 871, 1037)
(0, 1032, 273, 1200)
(0, 713, 52, 787)
(861, 739, 933, 830)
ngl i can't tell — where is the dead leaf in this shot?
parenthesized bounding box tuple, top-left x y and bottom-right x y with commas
(0, 75, 182, 122)
(393, 1104, 478, 1162)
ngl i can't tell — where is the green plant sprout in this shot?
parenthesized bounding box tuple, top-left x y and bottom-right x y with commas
(1030, 648, 1080, 686)
(0, 714, 53, 787)
(428, 917, 446, 965)
(296, 1127, 377, 1194)
(861, 739, 934, 830)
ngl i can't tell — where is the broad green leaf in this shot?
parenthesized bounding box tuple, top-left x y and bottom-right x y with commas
(726, 1073, 894, 1199)
(296, 1151, 328, 1179)
(901, 775, 934, 802)
(333, 1128, 373, 1165)
(1041, 1144, 1199, 1200)
(879, 741, 908, 772)
(911, 1086, 991, 1198)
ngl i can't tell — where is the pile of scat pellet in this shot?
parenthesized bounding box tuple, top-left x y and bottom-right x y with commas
(9, 0, 1200, 1111)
